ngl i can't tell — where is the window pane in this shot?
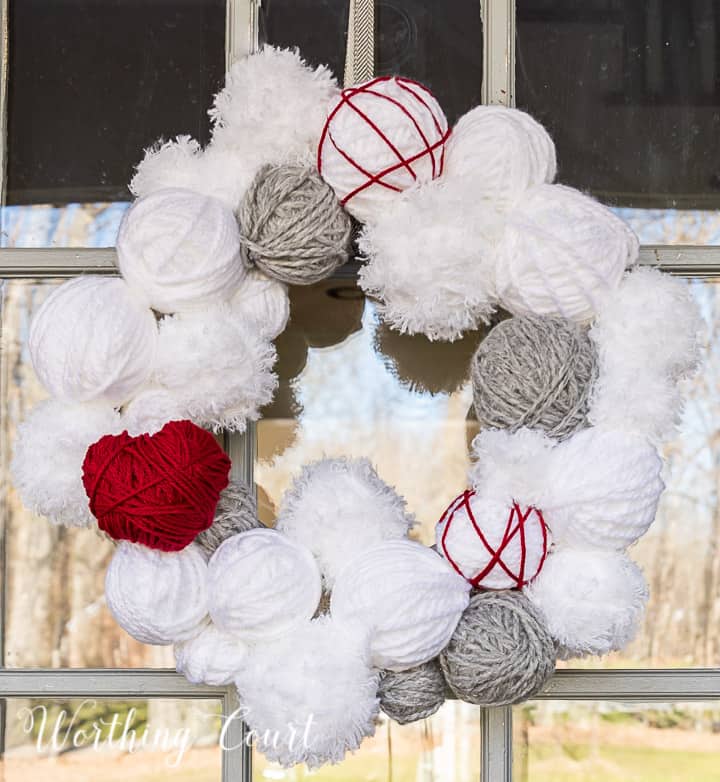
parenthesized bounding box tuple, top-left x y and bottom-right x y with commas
(2, 697, 222, 780)
(513, 701, 720, 781)
(516, 1, 720, 243)
(253, 700, 481, 781)
(261, 0, 483, 123)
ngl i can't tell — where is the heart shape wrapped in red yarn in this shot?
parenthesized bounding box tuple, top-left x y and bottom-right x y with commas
(82, 420, 231, 552)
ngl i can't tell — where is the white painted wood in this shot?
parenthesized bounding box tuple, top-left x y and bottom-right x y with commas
(481, 706, 513, 781)
(481, 0, 515, 106)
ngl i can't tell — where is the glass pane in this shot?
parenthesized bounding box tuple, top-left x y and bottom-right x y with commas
(253, 700, 481, 781)
(261, 0, 483, 123)
(2, 697, 222, 780)
(513, 701, 720, 781)
(516, 1, 720, 243)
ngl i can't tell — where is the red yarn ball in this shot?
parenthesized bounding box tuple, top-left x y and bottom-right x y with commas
(82, 420, 231, 552)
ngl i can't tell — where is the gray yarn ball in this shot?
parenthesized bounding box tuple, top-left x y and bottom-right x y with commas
(471, 315, 597, 441)
(194, 479, 260, 556)
(440, 590, 556, 706)
(379, 658, 447, 724)
(238, 164, 352, 286)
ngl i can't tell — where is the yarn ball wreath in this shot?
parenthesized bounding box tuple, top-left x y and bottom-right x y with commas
(378, 658, 447, 724)
(82, 420, 231, 552)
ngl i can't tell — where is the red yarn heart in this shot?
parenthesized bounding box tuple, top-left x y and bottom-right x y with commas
(82, 420, 231, 552)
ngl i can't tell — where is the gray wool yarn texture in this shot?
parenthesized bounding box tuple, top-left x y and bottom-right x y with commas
(471, 315, 597, 441)
(238, 163, 352, 286)
(379, 658, 447, 724)
(195, 479, 261, 556)
(440, 590, 556, 706)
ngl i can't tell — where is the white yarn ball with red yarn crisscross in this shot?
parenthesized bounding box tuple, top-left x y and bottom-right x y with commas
(318, 76, 450, 224)
(436, 489, 551, 590)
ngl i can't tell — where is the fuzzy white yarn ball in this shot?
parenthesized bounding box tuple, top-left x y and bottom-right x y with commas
(29, 276, 157, 405)
(443, 106, 556, 210)
(121, 387, 189, 436)
(117, 188, 246, 313)
(330, 540, 470, 671)
(154, 306, 277, 432)
(494, 184, 639, 322)
(174, 623, 248, 686)
(544, 428, 664, 550)
(105, 542, 208, 645)
(11, 399, 122, 527)
(275, 458, 415, 588)
(319, 77, 449, 224)
(235, 616, 379, 768)
(525, 547, 648, 658)
(207, 529, 321, 641)
(358, 178, 502, 341)
(436, 490, 551, 590)
(230, 269, 290, 340)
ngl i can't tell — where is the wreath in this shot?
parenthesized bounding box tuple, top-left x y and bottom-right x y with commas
(11, 47, 701, 769)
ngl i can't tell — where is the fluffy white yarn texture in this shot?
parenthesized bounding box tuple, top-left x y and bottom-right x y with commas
(105, 543, 208, 646)
(494, 184, 639, 322)
(589, 267, 702, 444)
(11, 399, 121, 527)
(525, 547, 648, 659)
(121, 387, 189, 436)
(443, 105, 556, 211)
(330, 540, 470, 671)
(275, 458, 415, 588)
(358, 178, 502, 341)
(153, 305, 277, 432)
(174, 623, 248, 686)
(207, 529, 321, 641)
(231, 269, 290, 340)
(116, 188, 246, 313)
(29, 276, 157, 405)
(235, 616, 379, 768)
(543, 428, 664, 550)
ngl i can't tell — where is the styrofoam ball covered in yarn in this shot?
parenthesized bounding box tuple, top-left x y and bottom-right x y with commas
(11, 399, 122, 527)
(494, 184, 639, 322)
(471, 315, 597, 440)
(29, 276, 157, 405)
(525, 547, 648, 658)
(121, 387, 189, 436)
(378, 658, 447, 724)
(544, 428, 664, 550)
(231, 269, 290, 340)
(117, 188, 246, 313)
(105, 542, 208, 645)
(174, 623, 248, 686)
(440, 590, 556, 706)
(319, 76, 450, 223)
(275, 458, 415, 588)
(154, 305, 277, 432)
(194, 479, 260, 557)
(235, 616, 379, 768)
(358, 178, 502, 341)
(207, 529, 321, 641)
(330, 540, 470, 671)
(238, 164, 352, 285)
(443, 106, 556, 210)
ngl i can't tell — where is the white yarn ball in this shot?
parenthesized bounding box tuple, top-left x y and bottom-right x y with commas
(174, 623, 248, 686)
(117, 188, 246, 313)
(436, 490, 551, 590)
(544, 428, 664, 550)
(230, 269, 290, 339)
(121, 387, 189, 436)
(358, 178, 502, 341)
(330, 540, 470, 671)
(319, 77, 449, 223)
(105, 542, 208, 645)
(154, 305, 277, 432)
(525, 547, 648, 658)
(29, 276, 157, 405)
(443, 106, 556, 209)
(494, 184, 639, 322)
(11, 399, 121, 527)
(235, 616, 379, 768)
(275, 458, 415, 588)
(207, 529, 321, 641)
